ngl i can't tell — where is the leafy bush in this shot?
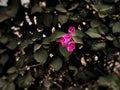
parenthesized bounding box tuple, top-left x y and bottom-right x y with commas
(0, 0, 120, 90)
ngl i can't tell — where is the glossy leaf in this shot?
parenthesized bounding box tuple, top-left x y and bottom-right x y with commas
(50, 31, 65, 41)
(5, 82, 15, 90)
(56, 4, 67, 13)
(58, 15, 69, 25)
(59, 45, 71, 58)
(7, 67, 17, 74)
(92, 42, 106, 51)
(51, 57, 63, 71)
(73, 36, 83, 44)
(112, 22, 120, 33)
(34, 47, 48, 65)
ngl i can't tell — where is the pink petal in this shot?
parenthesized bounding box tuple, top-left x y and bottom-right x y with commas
(68, 26, 76, 33)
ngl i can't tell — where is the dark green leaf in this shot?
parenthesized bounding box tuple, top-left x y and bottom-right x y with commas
(15, 56, 24, 68)
(59, 45, 71, 58)
(113, 38, 120, 48)
(92, 42, 106, 51)
(21, 39, 33, 49)
(31, 5, 43, 14)
(86, 31, 102, 38)
(34, 69, 43, 78)
(34, 47, 48, 65)
(8, 73, 18, 81)
(18, 73, 34, 88)
(43, 14, 53, 27)
(7, 67, 17, 74)
(42, 37, 51, 44)
(6, 40, 17, 50)
(90, 20, 100, 28)
(50, 31, 65, 41)
(0, 79, 6, 88)
(0, 36, 8, 44)
(0, 49, 6, 54)
(73, 30, 84, 38)
(98, 25, 108, 35)
(0, 53, 9, 66)
(68, 3, 79, 11)
(34, 44, 41, 52)
(106, 36, 114, 41)
(5, 82, 15, 90)
(103, 0, 119, 4)
(69, 66, 78, 76)
(58, 15, 69, 25)
(98, 77, 110, 86)
(0, 0, 19, 22)
(86, 28, 102, 38)
(43, 79, 52, 87)
(99, 4, 113, 12)
(55, 4, 67, 13)
(73, 36, 83, 44)
(112, 22, 120, 33)
(51, 57, 63, 71)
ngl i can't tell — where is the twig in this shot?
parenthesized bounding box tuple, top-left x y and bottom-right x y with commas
(53, 82, 62, 90)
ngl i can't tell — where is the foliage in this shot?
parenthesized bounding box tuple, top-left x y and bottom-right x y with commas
(0, 0, 120, 90)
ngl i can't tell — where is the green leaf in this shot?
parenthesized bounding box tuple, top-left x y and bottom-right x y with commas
(98, 77, 110, 86)
(18, 73, 34, 88)
(34, 69, 43, 78)
(59, 45, 71, 58)
(51, 57, 63, 71)
(103, 0, 119, 3)
(92, 42, 106, 51)
(98, 25, 108, 35)
(90, 20, 100, 28)
(55, 4, 67, 13)
(34, 47, 48, 65)
(43, 79, 52, 87)
(86, 28, 102, 38)
(106, 35, 114, 41)
(73, 30, 84, 38)
(42, 37, 51, 44)
(34, 44, 41, 52)
(73, 36, 83, 44)
(112, 22, 120, 33)
(113, 38, 120, 48)
(0, 79, 7, 88)
(21, 39, 33, 49)
(50, 31, 65, 41)
(15, 56, 24, 68)
(0, 36, 8, 44)
(99, 4, 113, 12)
(5, 82, 15, 90)
(86, 31, 102, 38)
(8, 73, 18, 81)
(0, 49, 6, 54)
(7, 67, 17, 74)
(31, 5, 43, 14)
(43, 14, 53, 27)
(0, 53, 9, 66)
(58, 15, 69, 25)
(69, 66, 78, 76)
(0, 0, 19, 22)
(68, 3, 79, 11)
(6, 40, 17, 50)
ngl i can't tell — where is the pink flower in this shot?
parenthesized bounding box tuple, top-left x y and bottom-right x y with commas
(68, 26, 76, 33)
(62, 34, 73, 42)
(67, 41, 76, 52)
(56, 37, 68, 46)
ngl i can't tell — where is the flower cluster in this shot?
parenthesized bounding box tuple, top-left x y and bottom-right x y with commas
(56, 26, 76, 52)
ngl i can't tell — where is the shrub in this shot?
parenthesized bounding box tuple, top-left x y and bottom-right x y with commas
(0, 0, 120, 90)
